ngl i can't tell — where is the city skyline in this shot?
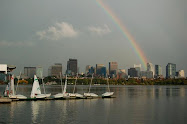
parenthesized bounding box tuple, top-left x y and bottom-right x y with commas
(0, 0, 186, 76)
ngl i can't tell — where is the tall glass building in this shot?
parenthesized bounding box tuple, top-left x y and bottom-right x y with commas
(166, 63, 176, 78)
(155, 65, 162, 76)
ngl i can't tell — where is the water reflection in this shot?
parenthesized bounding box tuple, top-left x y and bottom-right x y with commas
(0, 85, 187, 124)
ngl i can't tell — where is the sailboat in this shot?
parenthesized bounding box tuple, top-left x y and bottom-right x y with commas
(4, 83, 10, 97)
(53, 74, 69, 99)
(102, 76, 114, 98)
(84, 74, 98, 97)
(41, 73, 51, 98)
(30, 75, 50, 99)
(68, 73, 83, 98)
(9, 74, 27, 99)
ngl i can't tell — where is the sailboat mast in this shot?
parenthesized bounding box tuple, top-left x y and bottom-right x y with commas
(73, 73, 78, 94)
(88, 73, 93, 93)
(107, 77, 110, 92)
(41, 72, 46, 95)
(15, 72, 21, 94)
(60, 72, 63, 93)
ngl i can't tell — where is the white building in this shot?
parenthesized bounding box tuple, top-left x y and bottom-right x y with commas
(178, 70, 185, 78)
(147, 63, 154, 77)
(0, 64, 7, 74)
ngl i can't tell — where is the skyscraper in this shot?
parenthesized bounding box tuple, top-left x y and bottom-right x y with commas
(48, 63, 62, 78)
(155, 65, 162, 77)
(109, 62, 118, 77)
(24, 67, 36, 78)
(85, 65, 91, 75)
(67, 59, 78, 76)
(128, 68, 138, 78)
(147, 63, 154, 77)
(96, 64, 104, 76)
(166, 63, 176, 78)
(134, 64, 141, 77)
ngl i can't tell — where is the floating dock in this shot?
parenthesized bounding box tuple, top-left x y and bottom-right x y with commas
(1, 96, 116, 102)
(0, 97, 12, 103)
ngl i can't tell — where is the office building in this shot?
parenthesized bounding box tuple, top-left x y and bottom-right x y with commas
(36, 66, 43, 79)
(48, 63, 62, 78)
(88, 66, 95, 75)
(140, 71, 154, 79)
(85, 65, 91, 75)
(177, 70, 185, 78)
(134, 64, 141, 77)
(166, 63, 176, 78)
(109, 62, 118, 77)
(67, 59, 78, 76)
(155, 65, 162, 77)
(128, 68, 138, 78)
(96, 64, 104, 76)
(24, 67, 36, 78)
(147, 63, 154, 77)
(101, 67, 107, 77)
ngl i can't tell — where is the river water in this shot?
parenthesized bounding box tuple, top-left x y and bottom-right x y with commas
(0, 85, 187, 124)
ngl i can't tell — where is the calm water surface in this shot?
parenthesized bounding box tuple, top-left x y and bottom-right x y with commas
(0, 85, 187, 124)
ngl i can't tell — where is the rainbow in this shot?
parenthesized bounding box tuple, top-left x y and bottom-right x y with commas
(95, 0, 148, 69)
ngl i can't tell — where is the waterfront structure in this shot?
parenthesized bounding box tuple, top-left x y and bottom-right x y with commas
(24, 67, 36, 78)
(147, 63, 154, 77)
(67, 59, 78, 76)
(166, 63, 176, 78)
(134, 64, 141, 77)
(128, 68, 138, 78)
(48, 63, 62, 78)
(140, 71, 153, 79)
(36, 66, 43, 79)
(109, 62, 118, 77)
(0, 64, 7, 81)
(155, 65, 162, 78)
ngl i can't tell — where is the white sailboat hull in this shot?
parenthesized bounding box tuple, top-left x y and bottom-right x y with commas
(84, 93, 98, 97)
(34, 94, 46, 99)
(69, 93, 83, 98)
(102, 92, 114, 97)
(9, 94, 27, 99)
(45, 93, 51, 98)
(53, 93, 69, 98)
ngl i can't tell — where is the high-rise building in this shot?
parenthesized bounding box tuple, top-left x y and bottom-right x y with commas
(85, 65, 91, 75)
(128, 68, 138, 78)
(67, 59, 78, 76)
(36, 66, 43, 79)
(48, 63, 62, 78)
(140, 71, 154, 79)
(134, 64, 141, 77)
(88, 66, 95, 75)
(24, 67, 36, 78)
(109, 62, 118, 77)
(101, 67, 107, 77)
(147, 63, 154, 77)
(96, 64, 104, 76)
(166, 63, 176, 78)
(155, 65, 162, 77)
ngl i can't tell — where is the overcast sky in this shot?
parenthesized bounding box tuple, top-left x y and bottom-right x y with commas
(0, 0, 186, 76)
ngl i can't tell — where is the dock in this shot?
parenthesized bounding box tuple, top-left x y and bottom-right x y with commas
(0, 97, 12, 103)
(0, 96, 116, 102)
